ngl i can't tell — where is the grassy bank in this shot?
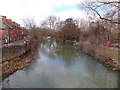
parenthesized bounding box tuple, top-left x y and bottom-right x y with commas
(96, 47, 119, 61)
(75, 42, 120, 71)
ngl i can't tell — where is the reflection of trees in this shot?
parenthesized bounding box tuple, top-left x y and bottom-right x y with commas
(52, 42, 78, 67)
(38, 40, 118, 88)
(55, 43, 76, 60)
(39, 40, 57, 54)
(40, 40, 78, 67)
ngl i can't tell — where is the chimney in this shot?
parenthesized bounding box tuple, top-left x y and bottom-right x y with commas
(13, 21, 16, 25)
(2, 16, 6, 20)
(15, 22, 17, 25)
(8, 19, 12, 22)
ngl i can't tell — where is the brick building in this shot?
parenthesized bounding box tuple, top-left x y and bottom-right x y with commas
(0, 16, 23, 43)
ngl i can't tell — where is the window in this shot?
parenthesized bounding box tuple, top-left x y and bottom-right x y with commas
(0, 25, 6, 29)
(0, 17, 2, 22)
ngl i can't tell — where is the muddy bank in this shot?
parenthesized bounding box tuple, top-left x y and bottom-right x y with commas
(74, 42, 120, 71)
(2, 50, 34, 77)
(2, 45, 26, 63)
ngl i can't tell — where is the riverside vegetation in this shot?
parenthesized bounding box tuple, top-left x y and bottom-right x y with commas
(2, 17, 119, 78)
(2, 1, 120, 77)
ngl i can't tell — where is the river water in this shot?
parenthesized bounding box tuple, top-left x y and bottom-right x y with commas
(2, 40, 118, 88)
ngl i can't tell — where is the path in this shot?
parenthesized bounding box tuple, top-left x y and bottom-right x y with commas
(0, 39, 27, 48)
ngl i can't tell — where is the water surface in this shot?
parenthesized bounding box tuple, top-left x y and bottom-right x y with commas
(2, 40, 118, 88)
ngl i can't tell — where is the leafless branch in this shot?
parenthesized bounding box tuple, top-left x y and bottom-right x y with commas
(82, 2, 120, 24)
(99, 1, 120, 4)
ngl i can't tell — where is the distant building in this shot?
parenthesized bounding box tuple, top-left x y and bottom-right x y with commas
(0, 16, 23, 43)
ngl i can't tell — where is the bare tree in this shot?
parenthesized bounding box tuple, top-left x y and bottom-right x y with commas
(80, 0, 120, 24)
(22, 18, 36, 30)
(41, 16, 60, 30)
(22, 18, 44, 41)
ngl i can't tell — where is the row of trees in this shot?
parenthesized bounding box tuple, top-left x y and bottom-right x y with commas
(80, 0, 119, 45)
(23, 0, 119, 45)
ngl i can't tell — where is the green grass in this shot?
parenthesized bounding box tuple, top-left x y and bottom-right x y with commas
(96, 47, 119, 61)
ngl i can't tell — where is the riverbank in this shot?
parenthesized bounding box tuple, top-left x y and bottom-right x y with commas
(2, 49, 34, 78)
(2, 39, 40, 77)
(47, 38, 120, 71)
(74, 41, 120, 71)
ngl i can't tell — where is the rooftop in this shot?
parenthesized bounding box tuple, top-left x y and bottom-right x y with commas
(0, 16, 20, 29)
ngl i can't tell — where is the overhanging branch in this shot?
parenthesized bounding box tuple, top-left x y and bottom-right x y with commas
(86, 5, 120, 24)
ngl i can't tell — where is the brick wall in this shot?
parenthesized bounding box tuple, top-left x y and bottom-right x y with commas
(0, 16, 23, 43)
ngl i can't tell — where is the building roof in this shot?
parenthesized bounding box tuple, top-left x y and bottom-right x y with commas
(0, 16, 21, 29)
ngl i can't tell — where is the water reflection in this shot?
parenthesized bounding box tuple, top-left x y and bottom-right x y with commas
(2, 40, 118, 88)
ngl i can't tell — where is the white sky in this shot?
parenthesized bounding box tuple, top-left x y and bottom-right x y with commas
(0, 0, 88, 26)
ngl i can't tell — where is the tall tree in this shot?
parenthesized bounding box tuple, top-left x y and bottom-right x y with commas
(60, 18, 80, 41)
(22, 18, 36, 30)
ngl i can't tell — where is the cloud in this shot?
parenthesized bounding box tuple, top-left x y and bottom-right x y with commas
(0, 0, 86, 25)
(55, 9, 87, 20)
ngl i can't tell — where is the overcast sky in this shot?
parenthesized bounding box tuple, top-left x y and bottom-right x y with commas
(0, 0, 88, 26)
